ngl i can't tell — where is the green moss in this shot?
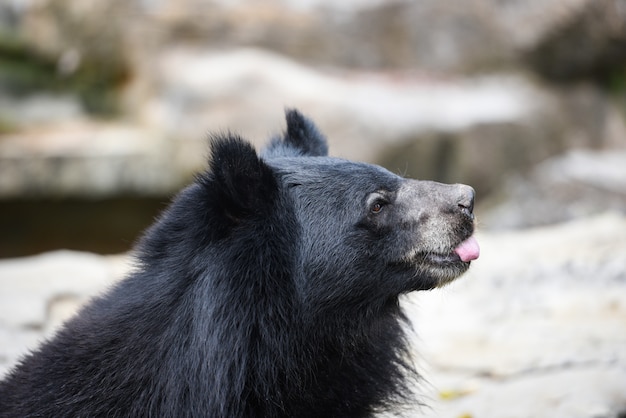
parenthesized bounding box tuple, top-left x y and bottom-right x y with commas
(0, 34, 59, 93)
(0, 33, 128, 117)
(0, 116, 17, 134)
(607, 68, 626, 93)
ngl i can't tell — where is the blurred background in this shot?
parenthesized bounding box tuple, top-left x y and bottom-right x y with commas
(0, 0, 625, 417)
(0, 0, 624, 256)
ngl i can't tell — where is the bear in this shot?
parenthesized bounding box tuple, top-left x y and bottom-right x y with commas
(0, 109, 479, 417)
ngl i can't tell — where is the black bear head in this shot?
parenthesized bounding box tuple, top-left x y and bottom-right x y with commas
(196, 109, 478, 315)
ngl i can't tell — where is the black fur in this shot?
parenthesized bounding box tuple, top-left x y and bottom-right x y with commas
(263, 109, 328, 158)
(0, 109, 476, 417)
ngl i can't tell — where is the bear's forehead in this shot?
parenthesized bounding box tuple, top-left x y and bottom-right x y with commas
(268, 156, 401, 187)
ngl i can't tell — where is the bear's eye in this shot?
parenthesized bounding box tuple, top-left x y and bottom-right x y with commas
(370, 200, 386, 214)
(367, 192, 390, 215)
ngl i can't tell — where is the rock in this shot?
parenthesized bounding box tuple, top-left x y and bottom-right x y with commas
(422, 367, 626, 418)
(137, 47, 539, 164)
(480, 149, 626, 229)
(0, 121, 181, 197)
(377, 117, 565, 199)
(0, 251, 129, 328)
(0, 94, 85, 128)
(18, 0, 131, 82)
(130, 0, 592, 74)
(0, 0, 132, 116)
(0, 250, 130, 376)
(5, 0, 595, 81)
(524, 0, 626, 84)
(1, 213, 625, 417)
(410, 212, 626, 417)
(378, 81, 626, 199)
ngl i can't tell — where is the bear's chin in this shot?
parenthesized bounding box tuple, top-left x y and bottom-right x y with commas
(397, 252, 472, 291)
(430, 261, 471, 288)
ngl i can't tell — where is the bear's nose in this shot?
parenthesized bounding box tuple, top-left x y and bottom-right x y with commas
(457, 185, 475, 218)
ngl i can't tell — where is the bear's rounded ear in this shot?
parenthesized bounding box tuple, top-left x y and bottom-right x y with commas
(262, 109, 329, 158)
(202, 135, 278, 222)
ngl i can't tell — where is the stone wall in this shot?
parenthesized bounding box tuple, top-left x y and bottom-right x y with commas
(1, 1, 625, 230)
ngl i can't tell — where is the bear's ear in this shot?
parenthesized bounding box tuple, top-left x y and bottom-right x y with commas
(203, 135, 278, 222)
(263, 109, 329, 158)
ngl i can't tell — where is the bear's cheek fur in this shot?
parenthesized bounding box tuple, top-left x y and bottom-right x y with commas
(379, 206, 455, 258)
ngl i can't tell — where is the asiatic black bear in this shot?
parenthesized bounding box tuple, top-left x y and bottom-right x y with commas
(0, 110, 479, 417)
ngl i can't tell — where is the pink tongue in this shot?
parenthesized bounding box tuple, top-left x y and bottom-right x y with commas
(454, 236, 480, 262)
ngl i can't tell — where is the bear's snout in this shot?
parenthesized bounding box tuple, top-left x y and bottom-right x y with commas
(399, 180, 475, 220)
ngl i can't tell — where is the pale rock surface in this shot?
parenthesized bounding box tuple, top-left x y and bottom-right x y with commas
(482, 149, 626, 228)
(0, 121, 178, 197)
(411, 212, 626, 417)
(141, 47, 539, 163)
(0, 251, 131, 376)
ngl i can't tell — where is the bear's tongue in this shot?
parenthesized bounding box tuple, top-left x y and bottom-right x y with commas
(454, 236, 480, 262)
